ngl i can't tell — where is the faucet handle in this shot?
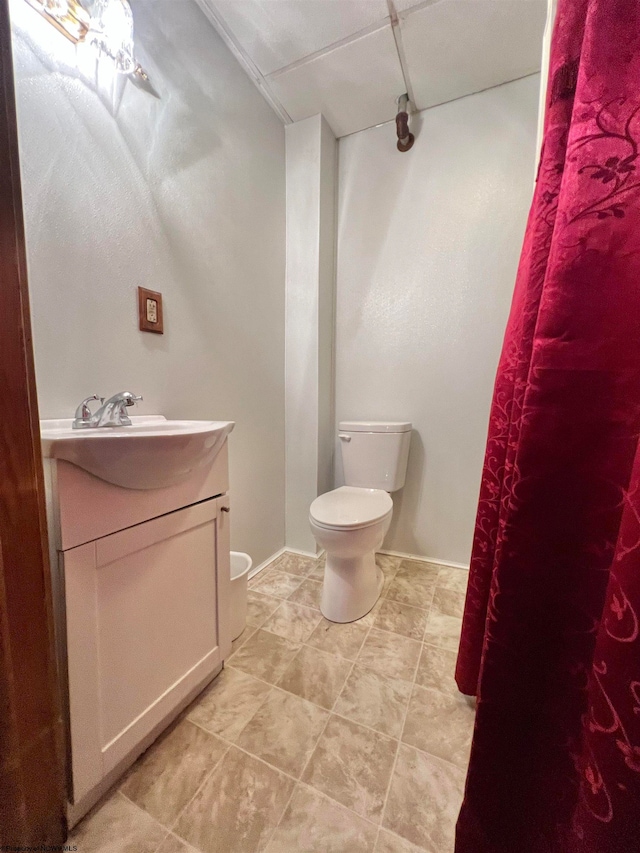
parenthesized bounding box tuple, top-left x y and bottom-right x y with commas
(73, 395, 103, 429)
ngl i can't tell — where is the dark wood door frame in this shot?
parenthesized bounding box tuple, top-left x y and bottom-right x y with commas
(0, 0, 66, 843)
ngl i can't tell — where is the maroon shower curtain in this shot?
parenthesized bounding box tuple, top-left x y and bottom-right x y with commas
(455, 1, 640, 851)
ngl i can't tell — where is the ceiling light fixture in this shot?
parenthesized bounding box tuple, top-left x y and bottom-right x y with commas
(24, 0, 158, 96)
(85, 0, 134, 74)
(25, 0, 90, 42)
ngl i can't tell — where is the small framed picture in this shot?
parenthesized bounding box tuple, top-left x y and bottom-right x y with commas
(138, 287, 164, 334)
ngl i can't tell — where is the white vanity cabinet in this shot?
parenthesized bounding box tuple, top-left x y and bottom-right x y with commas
(43, 439, 232, 826)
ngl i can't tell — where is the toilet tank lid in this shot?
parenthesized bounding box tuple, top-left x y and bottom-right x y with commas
(339, 421, 412, 433)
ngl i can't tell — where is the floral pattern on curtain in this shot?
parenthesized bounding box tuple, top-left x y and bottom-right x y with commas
(455, 0, 640, 850)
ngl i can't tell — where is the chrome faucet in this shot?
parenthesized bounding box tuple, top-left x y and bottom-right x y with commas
(93, 392, 143, 427)
(72, 395, 104, 429)
(72, 391, 142, 429)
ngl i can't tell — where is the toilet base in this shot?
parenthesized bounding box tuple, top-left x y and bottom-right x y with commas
(320, 552, 384, 623)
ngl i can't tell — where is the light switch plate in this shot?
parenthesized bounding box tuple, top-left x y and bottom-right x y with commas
(138, 287, 163, 334)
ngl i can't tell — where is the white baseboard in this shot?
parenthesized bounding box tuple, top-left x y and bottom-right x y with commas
(248, 547, 286, 580)
(248, 545, 467, 581)
(247, 545, 321, 581)
(378, 548, 469, 571)
(282, 546, 319, 559)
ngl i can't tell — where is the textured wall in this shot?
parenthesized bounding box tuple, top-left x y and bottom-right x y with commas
(285, 115, 336, 554)
(335, 75, 540, 566)
(10, 0, 286, 564)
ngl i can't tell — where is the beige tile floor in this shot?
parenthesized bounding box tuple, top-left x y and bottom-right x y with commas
(69, 552, 474, 853)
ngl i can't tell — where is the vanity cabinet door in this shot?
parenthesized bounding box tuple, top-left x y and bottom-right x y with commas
(64, 495, 230, 806)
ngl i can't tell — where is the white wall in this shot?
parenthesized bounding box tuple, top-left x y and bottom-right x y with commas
(335, 74, 540, 566)
(10, 0, 286, 565)
(285, 115, 337, 554)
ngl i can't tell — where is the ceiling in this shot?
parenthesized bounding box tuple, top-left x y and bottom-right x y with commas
(195, 0, 548, 138)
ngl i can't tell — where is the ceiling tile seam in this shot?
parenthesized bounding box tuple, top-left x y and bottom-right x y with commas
(387, 0, 416, 108)
(415, 70, 543, 116)
(265, 18, 392, 81)
(193, 0, 293, 124)
(337, 70, 543, 142)
(398, 0, 444, 21)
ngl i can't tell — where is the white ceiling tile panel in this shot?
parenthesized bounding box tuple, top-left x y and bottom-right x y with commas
(391, 0, 438, 12)
(207, 0, 390, 75)
(266, 23, 406, 137)
(401, 0, 547, 110)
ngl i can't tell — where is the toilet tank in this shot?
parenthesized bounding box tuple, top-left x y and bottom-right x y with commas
(339, 421, 412, 492)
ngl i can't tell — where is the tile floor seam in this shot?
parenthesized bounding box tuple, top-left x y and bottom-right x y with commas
(292, 779, 394, 839)
(125, 710, 461, 852)
(383, 585, 435, 609)
(377, 598, 431, 615)
(331, 614, 374, 711)
(259, 777, 388, 852)
(295, 777, 384, 831)
(166, 737, 297, 853)
(295, 605, 376, 660)
(299, 641, 364, 663)
(372, 611, 430, 644)
(329, 707, 404, 742)
(253, 562, 318, 580)
(212, 736, 302, 787)
(188, 709, 380, 793)
(355, 622, 426, 644)
(272, 599, 321, 616)
(194, 673, 459, 767)
(187, 715, 400, 831)
(256, 749, 316, 852)
(303, 704, 395, 833)
(419, 585, 439, 645)
(377, 826, 432, 853)
(226, 659, 283, 688)
(114, 790, 179, 852)
(264, 620, 387, 842)
(339, 657, 416, 689)
(261, 599, 324, 643)
(374, 660, 419, 851)
(161, 741, 232, 845)
(233, 620, 380, 672)
(220, 662, 409, 751)
(373, 584, 436, 850)
(250, 575, 306, 600)
(230, 626, 303, 661)
(153, 827, 200, 853)
(173, 730, 371, 853)
(222, 681, 285, 753)
(285, 577, 324, 607)
(258, 628, 369, 848)
(353, 627, 424, 683)
(260, 642, 387, 853)
(398, 723, 471, 773)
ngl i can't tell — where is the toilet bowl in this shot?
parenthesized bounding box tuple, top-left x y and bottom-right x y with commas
(310, 487, 393, 623)
(309, 421, 412, 624)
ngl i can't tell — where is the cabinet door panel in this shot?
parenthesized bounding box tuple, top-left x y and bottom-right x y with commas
(65, 498, 224, 803)
(97, 519, 218, 747)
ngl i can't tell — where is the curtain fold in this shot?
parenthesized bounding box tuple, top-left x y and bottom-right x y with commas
(455, 0, 640, 850)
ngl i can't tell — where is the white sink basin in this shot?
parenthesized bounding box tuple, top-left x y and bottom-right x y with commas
(40, 416, 235, 490)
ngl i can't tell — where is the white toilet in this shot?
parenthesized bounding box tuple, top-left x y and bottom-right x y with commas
(309, 421, 412, 623)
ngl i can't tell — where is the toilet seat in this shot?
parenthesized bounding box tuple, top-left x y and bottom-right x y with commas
(310, 486, 392, 531)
